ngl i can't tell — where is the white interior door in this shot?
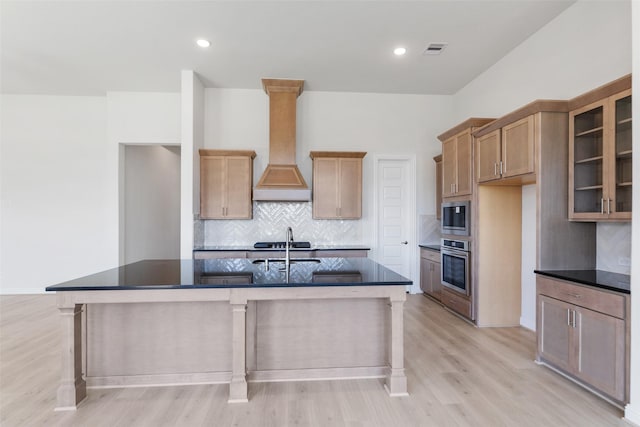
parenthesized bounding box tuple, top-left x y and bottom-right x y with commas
(376, 158, 414, 287)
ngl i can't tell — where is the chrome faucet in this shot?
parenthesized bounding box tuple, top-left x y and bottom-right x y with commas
(284, 227, 294, 282)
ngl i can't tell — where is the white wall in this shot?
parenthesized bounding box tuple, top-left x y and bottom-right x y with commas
(180, 71, 204, 258)
(452, 0, 632, 328)
(453, 0, 632, 121)
(0, 92, 181, 294)
(107, 91, 181, 263)
(0, 95, 113, 293)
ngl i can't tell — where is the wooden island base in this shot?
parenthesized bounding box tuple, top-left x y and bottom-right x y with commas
(54, 286, 408, 410)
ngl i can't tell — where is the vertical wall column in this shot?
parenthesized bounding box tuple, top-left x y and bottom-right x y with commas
(385, 290, 408, 396)
(55, 302, 86, 411)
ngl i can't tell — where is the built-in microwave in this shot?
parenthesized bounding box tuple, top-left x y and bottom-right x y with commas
(441, 201, 470, 236)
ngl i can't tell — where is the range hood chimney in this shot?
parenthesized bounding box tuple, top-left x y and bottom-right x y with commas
(253, 78, 311, 202)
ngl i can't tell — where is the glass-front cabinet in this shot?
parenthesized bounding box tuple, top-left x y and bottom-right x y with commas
(569, 89, 632, 221)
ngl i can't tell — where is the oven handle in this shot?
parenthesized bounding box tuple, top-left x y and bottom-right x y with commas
(441, 248, 469, 258)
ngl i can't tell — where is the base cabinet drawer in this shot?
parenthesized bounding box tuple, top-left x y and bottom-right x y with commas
(441, 288, 471, 319)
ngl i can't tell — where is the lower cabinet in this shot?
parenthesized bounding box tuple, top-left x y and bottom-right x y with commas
(419, 248, 441, 301)
(441, 288, 472, 319)
(537, 275, 628, 404)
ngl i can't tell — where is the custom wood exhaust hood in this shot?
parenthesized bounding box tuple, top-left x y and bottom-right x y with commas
(253, 78, 311, 202)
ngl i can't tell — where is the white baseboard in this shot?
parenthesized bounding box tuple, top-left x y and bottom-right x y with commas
(520, 315, 536, 332)
(0, 287, 47, 295)
(625, 403, 640, 426)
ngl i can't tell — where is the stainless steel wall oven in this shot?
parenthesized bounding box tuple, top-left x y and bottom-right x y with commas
(440, 238, 470, 296)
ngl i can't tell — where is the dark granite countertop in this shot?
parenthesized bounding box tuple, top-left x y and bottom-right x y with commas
(419, 244, 441, 252)
(534, 269, 630, 294)
(46, 258, 410, 291)
(194, 245, 370, 252)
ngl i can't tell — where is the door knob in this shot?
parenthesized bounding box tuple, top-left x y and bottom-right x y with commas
(401, 241, 408, 245)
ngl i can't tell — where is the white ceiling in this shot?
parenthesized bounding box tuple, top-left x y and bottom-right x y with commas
(1, 1, 576, 96)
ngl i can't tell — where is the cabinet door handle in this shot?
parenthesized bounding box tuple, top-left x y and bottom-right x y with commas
(564, 292, 582, 299)
(572, 310, 576, 328)
(601, 198, 605, 215)
(499, 161, 503, 175)
(567, 309, 571, 326)
(494, 163, 498, 176)
(607, 198, 611, 215)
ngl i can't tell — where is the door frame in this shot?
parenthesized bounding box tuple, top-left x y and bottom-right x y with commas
(372, 154, 418, 293)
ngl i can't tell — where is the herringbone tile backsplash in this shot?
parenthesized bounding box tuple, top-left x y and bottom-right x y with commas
(202, 202, 362, 245)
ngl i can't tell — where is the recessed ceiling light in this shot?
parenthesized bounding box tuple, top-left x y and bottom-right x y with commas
(393, 47, 407, 56)
(196, 39, 211, 48)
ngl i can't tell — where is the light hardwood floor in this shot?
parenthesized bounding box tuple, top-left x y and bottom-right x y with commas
(0, 294, 629, 426)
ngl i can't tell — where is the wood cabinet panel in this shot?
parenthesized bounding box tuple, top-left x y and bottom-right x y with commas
(419, 248, 441, 302)
(312, 158, 339, 218)
(539, 295, 572, 372)
(200, 150, 255, 220)
(441, 288, 471, 319)
(311, 152, 365, 219)
(575, 306, 625, 401)
(338, 158, 362, 218)
(476, 130, 501, 183)
(455, 132, 473, 196)
(502, 115, 535, 178)
(442, 137, 457, 198)
(200, 156, 226, 218)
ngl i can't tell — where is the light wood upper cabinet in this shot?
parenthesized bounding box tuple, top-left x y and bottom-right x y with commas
(442, 130, 472, 198)
(476, 129, 501, 183)
(310, 151, 366, 219)
(502, 115, 535, 178)
(476, 116, 535, 183)
(438, 118, 494, 199)
(569, 88, 632, 221)
(199, 149, 256, 219)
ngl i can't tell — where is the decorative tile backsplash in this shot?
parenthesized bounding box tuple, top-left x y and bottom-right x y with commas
(201, 202, 362, 246)
(596, 222, 631, 275)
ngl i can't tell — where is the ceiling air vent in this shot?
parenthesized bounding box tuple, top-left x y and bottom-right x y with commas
(423, 43, 448, 55)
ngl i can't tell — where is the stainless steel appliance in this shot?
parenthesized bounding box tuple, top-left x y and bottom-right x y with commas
(441, 238, 470, 296)
(441, 201, 470, 236)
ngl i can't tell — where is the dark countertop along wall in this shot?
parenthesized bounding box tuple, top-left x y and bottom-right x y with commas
(535, 269, 630, 294)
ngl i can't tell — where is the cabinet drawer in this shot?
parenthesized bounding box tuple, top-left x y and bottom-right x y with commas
(537, 275, 625, 319)
(441, 289, 472, 319)
(420, 248, 440, 263)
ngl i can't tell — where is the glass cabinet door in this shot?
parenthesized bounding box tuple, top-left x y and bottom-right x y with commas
(612, 92, 632, 218)
(571, 102, 605, 216)
(570, 89, 632, 221)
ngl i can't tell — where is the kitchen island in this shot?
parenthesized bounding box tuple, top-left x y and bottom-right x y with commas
(46, 258, 410, 410)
